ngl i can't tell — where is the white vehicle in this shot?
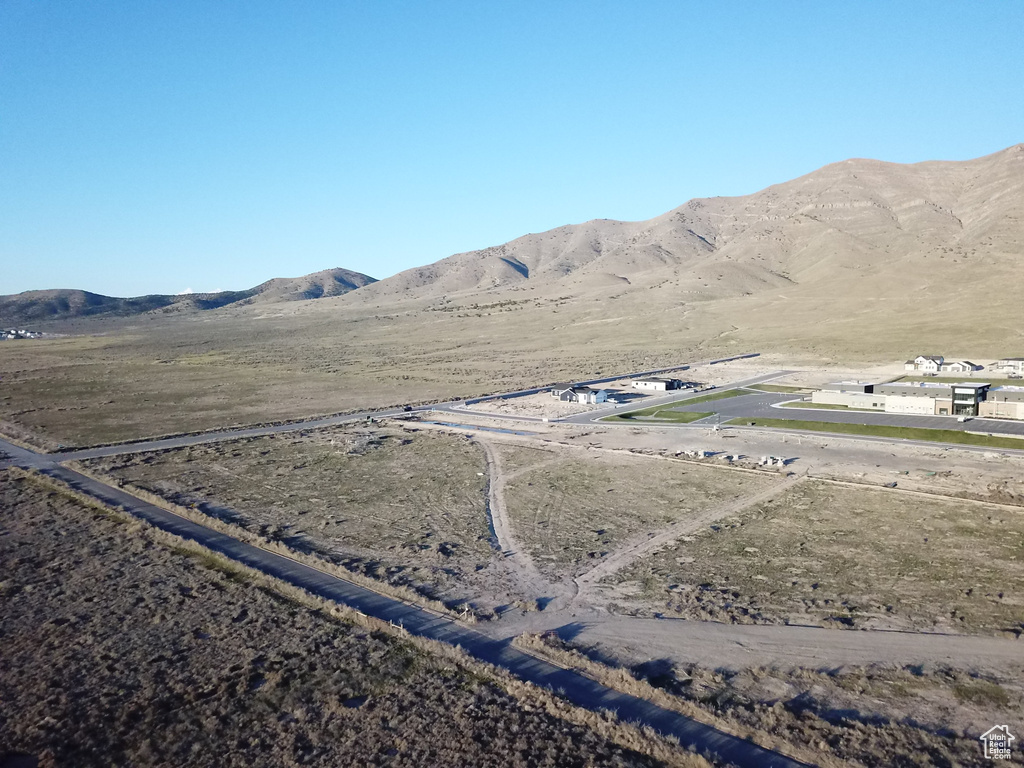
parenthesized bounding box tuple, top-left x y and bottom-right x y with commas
(957, 415, 971, 422)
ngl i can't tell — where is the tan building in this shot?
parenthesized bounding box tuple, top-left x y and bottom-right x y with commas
(811, 382, 885, 410)
(875, 382, 990, 417)
(979, 386, 1024, 420)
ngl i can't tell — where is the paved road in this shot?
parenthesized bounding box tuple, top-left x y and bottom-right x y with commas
(672, 391, 1024, 438)
(52, 408, 409, 462)
(0, 438, 807, 768)
(560, 371, 794, 425)
(462, 352, 760, 405)
(13, 354, 757, 461)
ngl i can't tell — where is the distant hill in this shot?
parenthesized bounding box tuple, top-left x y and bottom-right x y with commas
(346, 144, 1024, 307)
(248, 267, 377, 302)
(0, 267, 376, 325)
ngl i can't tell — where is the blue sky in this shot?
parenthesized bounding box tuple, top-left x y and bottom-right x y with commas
(1, 1, 1021, 296)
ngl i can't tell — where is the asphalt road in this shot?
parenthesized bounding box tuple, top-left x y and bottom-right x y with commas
(0, 437, 808, 768)
(53, 407, 408, 462)
(560, 371, 794, 425)
(462, 352, 761, 405)
(673, 391, 1024, 437)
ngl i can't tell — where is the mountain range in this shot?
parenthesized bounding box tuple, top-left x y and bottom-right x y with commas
(345, 143, 1023, 305)
(4, 144, 1022, 344)
(0, 268, 376, 325)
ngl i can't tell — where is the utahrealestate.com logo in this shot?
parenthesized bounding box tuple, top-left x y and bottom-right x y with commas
(980, 725, 1015, 760)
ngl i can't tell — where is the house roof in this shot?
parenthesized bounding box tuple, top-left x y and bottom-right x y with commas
(550, 383, 574, 392)
(999, 357, 1024, 362)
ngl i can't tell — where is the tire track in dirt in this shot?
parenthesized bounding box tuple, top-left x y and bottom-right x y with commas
(477, 436, 576, 608)
(574, 475, 805, 600)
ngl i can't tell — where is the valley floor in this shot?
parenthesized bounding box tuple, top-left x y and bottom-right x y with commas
(3, 355, 1023, 767)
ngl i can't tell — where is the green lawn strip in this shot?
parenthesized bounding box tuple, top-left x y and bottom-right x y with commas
(727, 417, 1024, 449)
(680, 388, 749, 405)
(603, 410, 712, 424)
(781, 402, 876, 412)
(743, 384, 807, 393)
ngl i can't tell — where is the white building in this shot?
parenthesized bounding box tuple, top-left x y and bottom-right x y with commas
(995, 358, 1024, 375)
(940, 360, 981, 374)
(552, 385, 608, 404)
(631, 377, 684, 391)
(904, 355, 944, 373)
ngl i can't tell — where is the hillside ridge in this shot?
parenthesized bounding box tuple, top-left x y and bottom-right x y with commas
(0, 267, 377, 325)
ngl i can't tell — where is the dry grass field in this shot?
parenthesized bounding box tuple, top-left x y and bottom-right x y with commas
(0, 471, 699, 768)
(613, 480, 1024, 635)
(500, 446, 777, 577)
(79, 425, 507, 609)
(0, 306, 717, 449)
(525, 631, 1024, 768)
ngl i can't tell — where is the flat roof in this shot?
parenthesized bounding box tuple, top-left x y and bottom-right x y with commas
(990, 385, 1024, 392)
(882, 382, 951, 390)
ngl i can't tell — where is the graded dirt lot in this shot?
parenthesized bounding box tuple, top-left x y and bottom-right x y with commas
(79, 425, 513, 610)
(500, 444, 778, 578)
(611, 480, 1024, 635)
(0, 472, 691, 768)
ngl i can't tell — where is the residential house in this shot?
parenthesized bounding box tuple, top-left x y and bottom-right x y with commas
(904, 355, 944, 373)
(995, 358, 1024, 375)
(940, 360, 981, 374)
(556, 386, 608, 404)
(549, 383, 575, 399)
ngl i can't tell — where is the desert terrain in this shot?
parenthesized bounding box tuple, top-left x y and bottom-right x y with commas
(1, 470, 708, 768)
(4, 147, 1024, 766)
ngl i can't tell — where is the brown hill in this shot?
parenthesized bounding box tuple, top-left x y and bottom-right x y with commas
(248, 267, 377, 302)
(349, 144, 1023, 307)
(0, 267, 376, 326)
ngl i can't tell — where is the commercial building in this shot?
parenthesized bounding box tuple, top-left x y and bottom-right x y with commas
(874, 382, 990, 417)
(979, 386, 1024, 420)
(810, 382, 885, 410)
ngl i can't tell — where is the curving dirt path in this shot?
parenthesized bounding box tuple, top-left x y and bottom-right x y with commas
(476, 436, 576, 609)
(574, 475, 805, 600)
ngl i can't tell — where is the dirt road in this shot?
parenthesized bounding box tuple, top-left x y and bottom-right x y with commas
(477, 436, 577, 609)
(574, 475, 803, 600)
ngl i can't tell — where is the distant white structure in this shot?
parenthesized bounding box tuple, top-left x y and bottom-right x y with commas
(904, 355, 944, 373)
(995, 358, 1024, 375)
(939, 360, 981, 374)
(550, 384, 608, 404)
(632, 377, 685, 391)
